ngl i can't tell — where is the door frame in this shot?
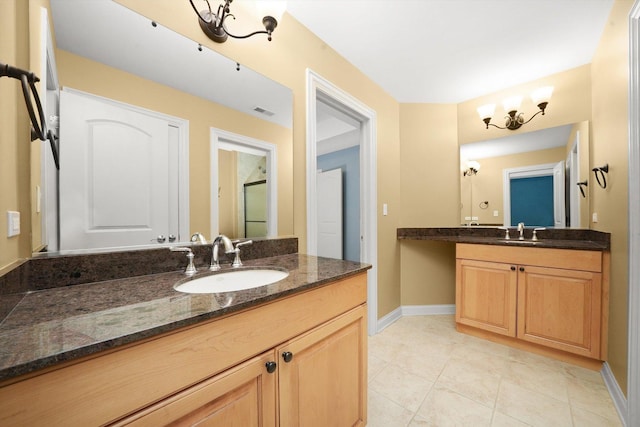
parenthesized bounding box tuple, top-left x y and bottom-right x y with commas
(502, 162, 565, 227)
(305, 69, 378, 335)
(627, 1, 640, 424)
(210, 128, 278, 239)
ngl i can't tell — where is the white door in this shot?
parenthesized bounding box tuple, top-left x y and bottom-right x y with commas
(553, 160, 566, 228)
(317, 168, 343, 259)
(59, 90, 178, 250)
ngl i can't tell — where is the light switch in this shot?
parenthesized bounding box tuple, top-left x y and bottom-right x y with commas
(382, 203, 388, 216)
(7, 211, 20, 237)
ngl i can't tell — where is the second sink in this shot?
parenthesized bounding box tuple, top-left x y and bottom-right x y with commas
(174, 268, 289, 294)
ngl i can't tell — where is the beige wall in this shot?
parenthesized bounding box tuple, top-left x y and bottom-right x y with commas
(458, 65, 592, 145)
(55, 50, 293, 241)
(0, 0, 31, 271)
(399, 104, 459, 307)
(591, 0, 634, 396)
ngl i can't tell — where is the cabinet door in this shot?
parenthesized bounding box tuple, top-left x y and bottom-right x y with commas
(278, 305, 367, 427)
(456, 259, 517, 336)
(114, 351, 277, 427)
(517, 266, 602, 358)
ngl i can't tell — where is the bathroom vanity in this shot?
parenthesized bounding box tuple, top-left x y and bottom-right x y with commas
(0, 247, 370, 426)
(398, 227, 610, 368)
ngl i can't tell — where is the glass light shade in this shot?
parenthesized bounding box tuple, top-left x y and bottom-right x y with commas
(502, 96, 523, 113)
(467, 160, 481, 172)
(477, 104, 496, 120)
(531, 86, 554, 105)
(251, 0, 287, 21)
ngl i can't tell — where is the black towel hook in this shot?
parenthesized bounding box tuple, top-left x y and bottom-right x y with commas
(592, 164, 609, 189)
(577, 180, 588, 198)
(1, 62, 59, 169)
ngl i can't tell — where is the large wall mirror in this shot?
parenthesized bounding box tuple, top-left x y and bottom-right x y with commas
(34, 0, 293, 255)
(460, 121, 590, 228)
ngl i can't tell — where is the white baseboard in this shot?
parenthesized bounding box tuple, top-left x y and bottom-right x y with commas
(375, 305, 455, 332)
(402, 304, 455, 316)
(601, 362, 628, 426)
(375, 307, 402, 332)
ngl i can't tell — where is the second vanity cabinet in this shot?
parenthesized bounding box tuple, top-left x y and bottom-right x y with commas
(0, 273, 368, 427)
(456, 243, 608, 361)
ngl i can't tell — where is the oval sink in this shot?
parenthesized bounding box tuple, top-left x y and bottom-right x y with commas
(174, 268, 289, 294)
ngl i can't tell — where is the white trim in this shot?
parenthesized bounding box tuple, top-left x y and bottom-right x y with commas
(602, 362, 628, 426)
(502, 162, 559, 227)
(628, 1, 640, 425)
(59, 87, 190, 243)
(306, 69, 378, 336)
(210, 128, 278, 239)
(376, 307, 403, 333)
(401, 304, 456, 316)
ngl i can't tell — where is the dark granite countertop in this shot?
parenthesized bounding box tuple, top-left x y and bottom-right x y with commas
(0, 254, 370, 382)
(397, 227, 610, 251)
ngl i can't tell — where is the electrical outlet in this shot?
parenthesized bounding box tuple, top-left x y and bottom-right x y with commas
(592, 212, 599, 223)
(493, 210, 499, 217)
(7, 211, 20, 237)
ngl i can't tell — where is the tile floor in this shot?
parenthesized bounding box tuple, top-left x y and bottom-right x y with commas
(367, 315, 622, 427)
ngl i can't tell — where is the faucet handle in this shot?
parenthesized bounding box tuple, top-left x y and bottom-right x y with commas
(190, 232, 207, 244)
(170, 247, 197, 276)
(497, 227, 510, 240)
(231, 240, 253, 268)
(532, 227, 546, 241)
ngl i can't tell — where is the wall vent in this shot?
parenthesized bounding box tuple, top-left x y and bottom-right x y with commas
(253, 106, 275, 117)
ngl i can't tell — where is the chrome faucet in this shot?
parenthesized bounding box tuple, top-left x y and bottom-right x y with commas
(517, 222, 525, 240)
(210, 234, 235, 271)
(210, 235, 254, 270)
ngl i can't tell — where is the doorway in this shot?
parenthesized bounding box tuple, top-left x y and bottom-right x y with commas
(210, 128, 278, 240)
(503, 161, 566, 228)
(306, 70, 378, 335)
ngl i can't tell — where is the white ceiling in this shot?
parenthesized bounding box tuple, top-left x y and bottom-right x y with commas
(285, 0, 615, 104)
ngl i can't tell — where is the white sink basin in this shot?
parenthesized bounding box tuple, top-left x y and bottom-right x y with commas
(174, 268, 289, 294)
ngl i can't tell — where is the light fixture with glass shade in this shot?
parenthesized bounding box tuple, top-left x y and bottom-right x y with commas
(189, 0, 285, 43)
(477, 86, 554, 130)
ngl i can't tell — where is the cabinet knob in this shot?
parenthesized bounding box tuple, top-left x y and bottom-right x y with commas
(510, 266, 516, 271)
(265, 361, 277, 373)
(282, 351, 293, 363)
(519, 267, 525, 272)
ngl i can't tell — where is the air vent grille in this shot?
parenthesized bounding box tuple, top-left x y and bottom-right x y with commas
(253, 106, 275, 117)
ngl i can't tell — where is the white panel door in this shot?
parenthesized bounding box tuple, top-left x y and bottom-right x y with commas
(317, 168, 343, 259)
(59, 90, 175, 250)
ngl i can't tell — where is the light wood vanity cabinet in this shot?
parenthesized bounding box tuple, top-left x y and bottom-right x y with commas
(456, 243, 608, 362)
(0, 273, 368, 427)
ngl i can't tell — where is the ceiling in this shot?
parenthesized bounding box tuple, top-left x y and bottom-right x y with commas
(285, 0, 615, 104)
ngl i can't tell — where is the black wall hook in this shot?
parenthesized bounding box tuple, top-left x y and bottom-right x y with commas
(577, 180, 588, 198)
(1, 62, 59, 169)
(592, 164, 609, 189)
